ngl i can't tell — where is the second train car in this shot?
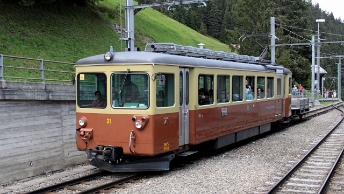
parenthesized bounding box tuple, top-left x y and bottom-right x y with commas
(75, 43, 292, 172)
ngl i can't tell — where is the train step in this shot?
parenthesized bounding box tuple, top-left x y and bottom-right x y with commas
(177, 151, 198, 157)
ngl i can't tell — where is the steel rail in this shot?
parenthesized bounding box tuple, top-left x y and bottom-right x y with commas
(318, 146, 344, 194)
(24, 171, 107, 194)
(78, 174, 142, 194)
(266, 108, 344, 194)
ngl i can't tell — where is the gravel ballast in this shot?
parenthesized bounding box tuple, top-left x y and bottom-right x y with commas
(1, 108, 342, 194)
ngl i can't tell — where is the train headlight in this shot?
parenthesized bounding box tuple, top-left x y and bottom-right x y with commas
(104, 51, 114, 61)
(78, 117, 87, 128)
(135, 121, 142, 129)
(132, 115, 149, 130)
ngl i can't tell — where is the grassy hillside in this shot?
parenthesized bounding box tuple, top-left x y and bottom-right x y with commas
(135, 8, 230, 50)
(0, 0, 232, 82)
(0, 0, 231, 63)
(0, 2, 118, 62)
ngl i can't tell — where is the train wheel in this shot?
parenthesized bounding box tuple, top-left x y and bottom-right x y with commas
(298, 114, 303, 120)
(286, 118, 291, 126)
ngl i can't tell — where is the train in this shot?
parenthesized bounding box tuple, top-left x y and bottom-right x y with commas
(75, 43, 292, 172)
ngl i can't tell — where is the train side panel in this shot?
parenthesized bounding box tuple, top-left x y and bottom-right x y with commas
(188, 100, 283, 144)
(187, 67, 286, 145)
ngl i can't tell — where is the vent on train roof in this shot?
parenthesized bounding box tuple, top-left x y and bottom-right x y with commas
(144, 43, 272, 64)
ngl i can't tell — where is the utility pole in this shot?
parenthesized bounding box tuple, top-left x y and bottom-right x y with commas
(270, 17, 276, 64)
(270, 17, 344, 100)
(311, 35, 315, 99)
(316, 55, 343, 99)
(337, 57, 342, 99)
(316, 19, 325, 98)
(122, 0, 208, 51)
(124, 0, 134, 51)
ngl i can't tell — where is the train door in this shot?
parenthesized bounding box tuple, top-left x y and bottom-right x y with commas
(179, 68, 189, 146)
(276, 70, 284, 116)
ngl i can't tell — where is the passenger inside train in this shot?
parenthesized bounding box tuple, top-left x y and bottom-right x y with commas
(124, 77, 140, 102)
(198, 88, 210, 105)
(92, 91, 106, 108)
(218, 91, 228, 103)
(257, 88, 264, 99)
(245, 77, 254, 100)
(246, 85, 253, 100)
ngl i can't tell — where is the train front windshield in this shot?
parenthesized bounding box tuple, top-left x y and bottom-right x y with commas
(76, 73, 149, 109)
(111, 73, 149, 108)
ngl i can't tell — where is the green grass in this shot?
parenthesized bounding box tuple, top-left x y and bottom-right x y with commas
(0, 3, 118, 62)
(135, 8, 231, 51)
(0, 0, 231, 83)
(320, 100, 339, 105)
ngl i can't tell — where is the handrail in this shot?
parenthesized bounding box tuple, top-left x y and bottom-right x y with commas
(0, 53, 75, 84)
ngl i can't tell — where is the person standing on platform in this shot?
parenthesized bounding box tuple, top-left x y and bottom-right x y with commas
(324, 88, 328, 98)
(292, 85, 298, 95)
(298, 84, 304, 97)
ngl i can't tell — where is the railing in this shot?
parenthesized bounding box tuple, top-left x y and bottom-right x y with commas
(0, 54, 75, 84)
(292, 89, 335, 103)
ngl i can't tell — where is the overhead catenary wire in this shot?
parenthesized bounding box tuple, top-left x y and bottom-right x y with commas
(276, 23, 344, 38)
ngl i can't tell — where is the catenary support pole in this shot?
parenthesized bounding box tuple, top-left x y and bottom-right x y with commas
(338, 58, 342, 99)
(270, 17, 275, 64)
(311, 35, 315, 99)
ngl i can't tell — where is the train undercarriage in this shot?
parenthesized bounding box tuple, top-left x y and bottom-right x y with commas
(86, 122, 275, 172)
(86, 147, 175, 172)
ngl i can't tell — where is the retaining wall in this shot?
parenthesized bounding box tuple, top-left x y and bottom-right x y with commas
(0, 81, 84, 184)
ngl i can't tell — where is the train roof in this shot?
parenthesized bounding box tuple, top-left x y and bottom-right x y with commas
(76, 45, 292, 74)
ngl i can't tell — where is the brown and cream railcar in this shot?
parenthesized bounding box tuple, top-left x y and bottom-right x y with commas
(75, 44, 292, 172)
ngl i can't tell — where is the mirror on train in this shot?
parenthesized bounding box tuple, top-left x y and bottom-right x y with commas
(152, 72, 162, 81)
(159, 75, 165, 85)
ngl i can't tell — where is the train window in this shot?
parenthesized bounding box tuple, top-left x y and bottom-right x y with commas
(179, 72, 189, 106)
(267, 77, 274, 98)
(156, 74, 175, 107)
(198, 74, 214, 105)
(232, 76, 243, 102)
(77, 73, 107, 108)
(245, 76, 255, 101)
(217, 75, 230, 103)
(186, 72, 189, 105)
(179, 72, 183, 106)
(277, 78, 282, 95)
(111, 73, 149, 108)
(289, 77, 292, 95)
(257, 77, 265, 99)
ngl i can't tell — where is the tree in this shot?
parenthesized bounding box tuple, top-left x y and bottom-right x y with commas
(205, 0, 223, 40)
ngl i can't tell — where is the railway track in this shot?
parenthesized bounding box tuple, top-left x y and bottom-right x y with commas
(263, 106, 344, 194)
(298, 102, 343, 120)
(326, 155, 344, 193)
(25, 171, 142, 194)
(6, 102, 342, 194)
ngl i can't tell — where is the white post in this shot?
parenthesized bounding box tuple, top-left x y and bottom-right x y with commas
(0, 54, 3, 81)
(270, 17, 275, 64)
(315, 19, 325, 104)
(125, 0, 135, 51)
(338, 58, 342, 99)
(311, 35, 315, 99)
